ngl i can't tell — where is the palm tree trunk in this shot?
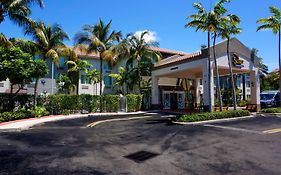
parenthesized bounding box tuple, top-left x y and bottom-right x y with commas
(138, 60, 141, 94)
(279, 29, 281, 107)
(100, 54, 103, 112)
(227, 38, 237, 110)
(33, 78, 39, 107)
(213, 33, 223, 111)
(51, 61, 54, 94)
(207, 32, 212, 112)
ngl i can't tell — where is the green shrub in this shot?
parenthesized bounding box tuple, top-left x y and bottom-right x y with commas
(28, 106, 49, 118)
(102, 95, 120, 112)
(238, 100, 248, 107)
(177, 110, 251, 122)
(126, 94, 143, 112)
(261, 108, 281, 113)
(0, 94, 34, 112)
(0, 111, 31, 123)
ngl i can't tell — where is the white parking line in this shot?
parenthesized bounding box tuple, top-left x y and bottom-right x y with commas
(204, 124, 263, 134)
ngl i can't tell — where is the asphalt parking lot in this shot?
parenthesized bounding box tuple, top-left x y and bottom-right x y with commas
(1, 114, 281, 175)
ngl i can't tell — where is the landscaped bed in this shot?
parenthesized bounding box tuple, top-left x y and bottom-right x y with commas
(261, 108, 281, 113)
(0, 94, 143, 123)
(176, 110, 251, 123)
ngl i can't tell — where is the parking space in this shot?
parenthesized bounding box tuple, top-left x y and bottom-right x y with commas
(203, 115, 281, 135)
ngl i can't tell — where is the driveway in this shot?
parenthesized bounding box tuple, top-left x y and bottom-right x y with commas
(1, 114, 281, 175)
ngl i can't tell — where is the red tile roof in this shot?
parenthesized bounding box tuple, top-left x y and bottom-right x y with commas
(154, 51, 203, 68)
(148, 46, 189, 56)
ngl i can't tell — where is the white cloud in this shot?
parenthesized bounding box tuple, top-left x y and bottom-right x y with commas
(134, 30, 158, 44)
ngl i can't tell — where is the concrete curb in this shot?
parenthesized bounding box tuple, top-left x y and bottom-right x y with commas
(87, 115, 155, 127)
(257, 113, 281, 116)
(172, 115, 256, 125)
(0, 111, 147, 131)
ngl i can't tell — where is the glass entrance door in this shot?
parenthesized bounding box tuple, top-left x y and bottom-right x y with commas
(163, 92, 171, 109)
(177, 92, 185, 109)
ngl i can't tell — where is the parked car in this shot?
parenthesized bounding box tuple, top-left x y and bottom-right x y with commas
(260, 91, 280, 108)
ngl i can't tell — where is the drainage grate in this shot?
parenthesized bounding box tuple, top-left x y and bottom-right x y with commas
(124, 151, 159, 163)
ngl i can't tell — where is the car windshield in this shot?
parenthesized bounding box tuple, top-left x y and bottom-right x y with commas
(261, 94, 275, 100)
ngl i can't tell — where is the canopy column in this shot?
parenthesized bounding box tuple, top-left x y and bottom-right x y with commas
(203, 60, 214, 112)
(151, 74, 160, 109)
(194, 78, 201, 107)
(250, 68, 261, 111)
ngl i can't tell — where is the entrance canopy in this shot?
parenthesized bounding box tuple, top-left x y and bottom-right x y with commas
(151, 38, 261, 111)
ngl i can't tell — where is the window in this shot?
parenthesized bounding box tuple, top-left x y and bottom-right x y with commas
(104, 76, 112, 87)
(58, 57, 65, 69)
(236, 76, 241, 87)
(81, 75, 91, 85)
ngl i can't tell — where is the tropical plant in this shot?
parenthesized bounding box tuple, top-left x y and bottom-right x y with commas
(185, 0, 232, 111)
(86, 69, 101, 95)
(0, 33, 12, 47)
(56, 74, 75, 94)
(74, 19, 122, 111)
(257, 6, 281, 106)
(0, 0, 44, 26)
(67, 59, 91, 73)
(24, 21, 77, 95)
(125, 31, 161, 93)
(218, 15, 241, 110)
(109, 67, 128, 94)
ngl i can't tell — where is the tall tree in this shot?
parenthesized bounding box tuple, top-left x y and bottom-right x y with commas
(87, 69, 101, 95)
(109, 67, 128, 94)
(25, 21, 77, 95)
(218, 15, 241, 110)
(67, 59, 92, 94)
(186, 0, 231, 111)
(257, 6, 281, 106)
(125, 32, 161, 93)
(74, 19, 122, 111)
(0, 0, 44, 26)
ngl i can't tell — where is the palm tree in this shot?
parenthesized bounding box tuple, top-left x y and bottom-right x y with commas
(257, 6, 281, 107)
(24, 21, 77, 97)
(218, 15, 241, 110)
(67, 59, 92, 94)
(87, 69, 101, 95)
(0, 0, 44, 26)
(125, 32, 161, 93)
(185, 0, 231, 111)
(0, 33, 12, 47)
(109, 67, 128, 94)
(74, 19, 122, 111)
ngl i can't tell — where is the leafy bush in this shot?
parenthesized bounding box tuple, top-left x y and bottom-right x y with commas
(102, 95, 120, 112)
(238, 100, 247, 107)
(176, 110, 251, 122)
(126, 94, 143, 112)
(261, 108, 281, 113)
(0, 94, 33, 112)
(28, 106, 49, 118)
(0, 111, 31, 123)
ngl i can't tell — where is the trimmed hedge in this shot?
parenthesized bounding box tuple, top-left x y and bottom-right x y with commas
(261, 108, 281, 113)
(102, 95, 120, 112)
(42, 94, 142, 114)
(0, 94, 34, 112)
(127, 94, 143, 112)
(176, 110, 251, 122)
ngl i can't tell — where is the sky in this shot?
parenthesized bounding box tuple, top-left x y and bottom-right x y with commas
(1, 0, 281, 71)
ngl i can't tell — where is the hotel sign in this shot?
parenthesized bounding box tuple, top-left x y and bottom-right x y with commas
(232, 53, 244, 68)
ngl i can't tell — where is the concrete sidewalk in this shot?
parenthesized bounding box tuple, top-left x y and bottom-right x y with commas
(0, 111, 147, 131)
